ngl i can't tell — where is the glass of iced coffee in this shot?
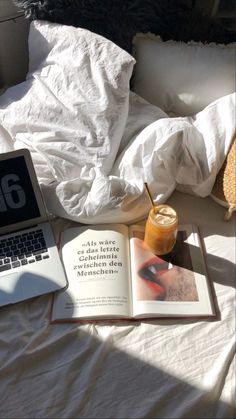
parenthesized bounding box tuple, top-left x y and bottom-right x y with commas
(144, 204, 178, 255)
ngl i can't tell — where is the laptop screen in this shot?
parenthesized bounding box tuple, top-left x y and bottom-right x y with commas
(0, 155, 41, 229)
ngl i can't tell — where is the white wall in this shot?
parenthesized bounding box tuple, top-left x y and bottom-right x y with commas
(0, 0, 30, 88)
(0, 0, 21, 17)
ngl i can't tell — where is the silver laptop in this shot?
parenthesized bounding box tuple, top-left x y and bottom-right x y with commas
(0, 149, 68, 307)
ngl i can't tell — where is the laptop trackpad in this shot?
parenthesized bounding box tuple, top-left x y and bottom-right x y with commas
(0, 272, 24, 306)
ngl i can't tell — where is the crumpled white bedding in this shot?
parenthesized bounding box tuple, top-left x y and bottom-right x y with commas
(0, 21, 235, 224)
(0, 21, 235, 419)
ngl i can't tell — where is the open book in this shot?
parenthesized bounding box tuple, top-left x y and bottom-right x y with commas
(51, 224, 217, 322)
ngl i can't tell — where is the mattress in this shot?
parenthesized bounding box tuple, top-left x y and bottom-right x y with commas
(1, 191, 235, 419)
(0, 21, 235, 419)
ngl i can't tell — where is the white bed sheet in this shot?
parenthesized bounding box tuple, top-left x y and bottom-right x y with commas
(1, 191, 235, 419)
(0, 20, 235, 419)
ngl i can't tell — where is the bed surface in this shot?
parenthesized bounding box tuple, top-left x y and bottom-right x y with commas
(1, 191, 235, 419)
(0, 17, 235, 419)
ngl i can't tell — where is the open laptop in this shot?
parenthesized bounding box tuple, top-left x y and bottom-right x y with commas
(0, 149, 68, 307)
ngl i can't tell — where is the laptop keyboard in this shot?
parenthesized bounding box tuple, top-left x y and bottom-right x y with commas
(0, 228, 49, 272)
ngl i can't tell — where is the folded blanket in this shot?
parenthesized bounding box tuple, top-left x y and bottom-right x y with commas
(0, 21, 235, 224)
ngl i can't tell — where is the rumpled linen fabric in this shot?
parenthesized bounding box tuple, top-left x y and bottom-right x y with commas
(0, 20, 235, 224)
(0, 21, 235, 419)
(0, 193, 235, 419)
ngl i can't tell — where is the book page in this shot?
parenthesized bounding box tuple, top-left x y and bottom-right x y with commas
(129, 224, 215, 318)
(51, 224, 132, 321)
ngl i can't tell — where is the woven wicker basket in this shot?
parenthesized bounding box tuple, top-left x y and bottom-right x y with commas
(211, 133, 236, 220)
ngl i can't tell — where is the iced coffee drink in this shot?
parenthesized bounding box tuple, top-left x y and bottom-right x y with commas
(144, 204, 178, 255)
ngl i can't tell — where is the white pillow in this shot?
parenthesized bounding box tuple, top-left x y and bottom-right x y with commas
(132, 33, 236, 116)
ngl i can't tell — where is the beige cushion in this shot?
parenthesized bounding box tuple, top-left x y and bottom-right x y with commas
(132, 33, 236, 116)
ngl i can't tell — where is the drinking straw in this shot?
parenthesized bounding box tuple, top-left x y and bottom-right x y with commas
(144, 182, 157, 212)
(144, 182, 176, 219)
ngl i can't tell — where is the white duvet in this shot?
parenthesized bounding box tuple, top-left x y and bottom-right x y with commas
(0, 21, 235, 224)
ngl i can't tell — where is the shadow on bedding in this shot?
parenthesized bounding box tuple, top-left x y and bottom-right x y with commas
(0, 311, 235, 419)
(175, 241, 236, 290)
(0, 79, 34, 109)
